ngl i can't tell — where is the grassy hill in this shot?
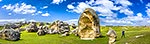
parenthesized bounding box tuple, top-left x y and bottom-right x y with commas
(0, 26, 150, 44)
(0, 26, 3, 30)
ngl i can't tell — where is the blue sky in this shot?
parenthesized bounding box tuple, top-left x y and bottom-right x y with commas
(0, 0, 150, 26)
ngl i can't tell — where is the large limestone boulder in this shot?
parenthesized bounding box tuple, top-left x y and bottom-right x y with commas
(0, 29, 21, 41)
(106, 28, 117, 44)
(78, 8, 101, 40)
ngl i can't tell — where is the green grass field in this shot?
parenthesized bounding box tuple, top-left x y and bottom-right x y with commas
(0, 26, 150, 44)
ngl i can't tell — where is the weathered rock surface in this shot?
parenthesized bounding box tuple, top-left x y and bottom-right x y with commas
(0, 29, 21, 41)
(70, 27, 78, 36)
(78, 8, 101, 40)
(106, 28, 117, 44)
(47, 20, 70, 36)
(26, 22, 38, 32)
(37, 26, 48, 36)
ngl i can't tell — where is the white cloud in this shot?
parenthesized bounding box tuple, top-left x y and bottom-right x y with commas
(8, 13, 12, 15)
(66, 0, 133, 17)
(120, 8, 133, 16)
(69, 2, 91, 13)
(2, 2, 50, 16)
(67, 4, 75, 9)
(64, 19, 78, 25)
(2, 4, 14, 10)
(70, 2, 91, 13)
(37, 11, 42, 14)
(146, 3, 150, 7)
(137, 13, 142, 17)
(0, 0, 2, 2)
(102, 16, 150, 26)
(104, 19, 133, 24)
(146, 3, 150, 17)
(146, 9, 150, 17)
(52, 0, 66, 4)
(28, 19, 37, 22)
(2, 3, 36, 15)
(100, 12, 150, 26)
(115, 0, 132, 7)
(123, 16, 143, 21)
(42, 12, 50, 16)
(42, 6, 48, 9)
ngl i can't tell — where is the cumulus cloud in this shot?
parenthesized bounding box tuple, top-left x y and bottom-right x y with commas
(146, 9, 150, 17)
(67, 4, 75, 9)
(120, 8, 133, 16)
(2, 3, 36, 15)
(146, 3, 150, 17)
(42, 12, 50, 16)
(66, 0, 133, 17)
(137, 13, 142, 17)
(101, 12, 150, 26)
(114, 0, 132, 7)
(52, 0, 66, 4)
(2, 2, 51, 16)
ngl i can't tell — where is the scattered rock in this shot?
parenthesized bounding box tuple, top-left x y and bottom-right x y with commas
(70, 27, 78, 36)
(26, 22, 38, 32)
(47, 20, 70, 36)
(0, 29, 21, 41)
(71, 23, 77, 29)
(135, 35, 144, 38)
(125, 42, 128, 44)
(106, 28, 117, 44)
(37, 26, 48, 36)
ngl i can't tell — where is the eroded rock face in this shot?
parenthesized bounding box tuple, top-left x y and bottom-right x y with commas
(37, 26, 48, 36)
(78, 8, 101, 40)
(26, 22, 38, 32)
(47, 20, 70, 36)
(0, 29, 20, 41)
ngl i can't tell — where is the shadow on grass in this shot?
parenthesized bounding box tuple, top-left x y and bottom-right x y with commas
(98, 35, 106, 38)
(6, 39, 23, 42)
